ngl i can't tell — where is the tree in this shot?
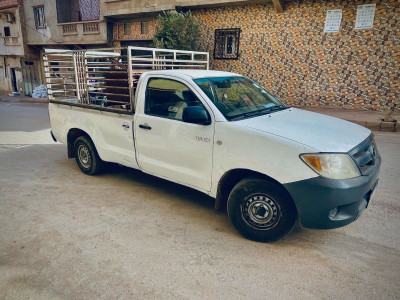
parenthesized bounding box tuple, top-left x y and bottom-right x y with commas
(152, 10, 200, 51)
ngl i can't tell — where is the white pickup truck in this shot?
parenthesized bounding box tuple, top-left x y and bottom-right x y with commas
(45, 47, 381, 242)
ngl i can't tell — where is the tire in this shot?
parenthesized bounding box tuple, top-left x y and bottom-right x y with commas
(74, 136, 103, 175)
(227, 178, 297, 242)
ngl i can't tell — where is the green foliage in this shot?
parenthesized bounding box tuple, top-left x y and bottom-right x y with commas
(152, 10, 200, 51)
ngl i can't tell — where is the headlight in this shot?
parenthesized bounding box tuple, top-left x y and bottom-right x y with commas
(300, 153, 361, 179)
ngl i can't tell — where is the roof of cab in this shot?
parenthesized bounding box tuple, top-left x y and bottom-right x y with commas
(143, 69, 241, 79)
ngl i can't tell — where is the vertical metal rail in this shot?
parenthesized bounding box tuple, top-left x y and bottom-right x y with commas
(127, 47, 134, 112)
(72, 52, 81, 103)
(78, 52, 87, 104)
(152, 49, 156, 70)
(73, 51, 88, 104)
(84, 51, 90, 104)
(43, 54, 53, 100)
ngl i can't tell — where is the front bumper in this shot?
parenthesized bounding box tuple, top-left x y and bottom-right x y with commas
(284, 155, 381, 229)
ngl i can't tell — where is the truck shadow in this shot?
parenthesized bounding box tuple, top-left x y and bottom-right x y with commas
(100, 163, 332, 244)
(104, 162, 216, 210)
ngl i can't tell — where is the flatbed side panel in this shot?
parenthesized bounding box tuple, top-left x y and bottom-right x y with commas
(49, 102, 138, 169)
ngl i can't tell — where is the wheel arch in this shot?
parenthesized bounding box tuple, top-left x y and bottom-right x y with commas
(67, 128, 93, 158)
(214, 168, 296, 211)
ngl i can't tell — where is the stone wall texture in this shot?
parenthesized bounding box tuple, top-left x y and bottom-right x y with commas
(113, 20, 156, 42)
(193, 0, 400, 111)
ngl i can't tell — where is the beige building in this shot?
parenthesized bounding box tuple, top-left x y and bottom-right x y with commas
(0, 0, 29, 94)
(24, 0, 109, 47)
(22, 0, 111, 92)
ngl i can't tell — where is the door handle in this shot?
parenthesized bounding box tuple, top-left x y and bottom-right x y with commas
(122, 123, 130, 129)
(139, 123, 152, 130)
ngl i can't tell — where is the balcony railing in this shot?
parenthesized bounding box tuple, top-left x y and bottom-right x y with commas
(2, 36, 20, 46)
(83, 22, 99, 33)
(62, 24, 78, 34)
(61, 21, 102, 35)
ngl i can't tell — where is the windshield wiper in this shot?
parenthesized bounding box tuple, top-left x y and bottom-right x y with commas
(265, 105, 290, 112)
(229, 105, 289, 120)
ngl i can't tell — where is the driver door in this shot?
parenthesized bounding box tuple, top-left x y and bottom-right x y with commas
(134, 76, 215, 193)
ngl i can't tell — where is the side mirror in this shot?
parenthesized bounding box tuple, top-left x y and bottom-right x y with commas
(182, 106, 210, 125)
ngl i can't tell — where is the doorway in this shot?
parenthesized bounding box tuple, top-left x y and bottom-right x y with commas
(21, 60, 40, 96)
(10, 68, 17, 92)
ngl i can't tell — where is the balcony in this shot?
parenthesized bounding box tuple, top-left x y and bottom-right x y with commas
(57, 21, 106, 44)
(61, 21, 101, 35)
(2, 36, 21, 46)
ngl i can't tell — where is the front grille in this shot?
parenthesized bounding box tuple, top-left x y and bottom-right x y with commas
(349, 134, 379, 176)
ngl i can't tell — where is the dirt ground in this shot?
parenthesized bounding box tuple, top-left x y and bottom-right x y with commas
(0, 102, 399, 299)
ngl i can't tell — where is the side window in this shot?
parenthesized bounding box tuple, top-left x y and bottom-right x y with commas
(145, 78, 205, 121)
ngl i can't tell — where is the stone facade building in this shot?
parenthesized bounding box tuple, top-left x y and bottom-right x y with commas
(193, 0, 399, 111)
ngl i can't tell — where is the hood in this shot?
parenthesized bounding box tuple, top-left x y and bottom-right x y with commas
(238, 108, 371, 152)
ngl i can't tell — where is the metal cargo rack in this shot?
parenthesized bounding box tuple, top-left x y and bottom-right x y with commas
(43, 47, 209, 113)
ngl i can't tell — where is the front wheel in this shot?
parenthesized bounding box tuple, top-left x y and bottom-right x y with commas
(227, 178, 297, 242)
(74, 136, 103, 175)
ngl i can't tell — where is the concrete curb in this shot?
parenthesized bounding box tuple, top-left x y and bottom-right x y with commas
(345, 120, 398, 133)
(0, 96, 48, 104)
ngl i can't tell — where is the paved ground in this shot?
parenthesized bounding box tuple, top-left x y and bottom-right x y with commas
(0, 101, 399, 299)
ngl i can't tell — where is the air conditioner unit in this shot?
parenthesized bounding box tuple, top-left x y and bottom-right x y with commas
(5, 13, 15, 23)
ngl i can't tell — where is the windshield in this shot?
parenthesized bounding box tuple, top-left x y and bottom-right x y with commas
(194, 76, 288, 120)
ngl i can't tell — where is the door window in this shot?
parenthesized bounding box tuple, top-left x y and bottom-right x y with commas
(145, 78, 206, 121)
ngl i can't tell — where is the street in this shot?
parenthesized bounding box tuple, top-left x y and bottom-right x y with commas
(0, 100, 399, 299)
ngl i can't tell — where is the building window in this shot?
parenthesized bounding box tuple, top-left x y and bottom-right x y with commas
(141, 21, 149, 35)
(214, 28, 241, 60)
(34, 6, 46, 29)
(124, 23, 131, 36)
(4, 27, 11, 36)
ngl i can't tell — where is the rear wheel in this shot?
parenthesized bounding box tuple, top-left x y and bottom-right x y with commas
(74, 136, 103, 175)
(227, 178, 297, 242)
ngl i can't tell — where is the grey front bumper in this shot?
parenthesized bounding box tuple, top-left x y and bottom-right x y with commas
(284, 155, 381, 229)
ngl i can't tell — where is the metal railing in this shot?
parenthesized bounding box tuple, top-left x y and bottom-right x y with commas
(43, 47, 209, 113)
